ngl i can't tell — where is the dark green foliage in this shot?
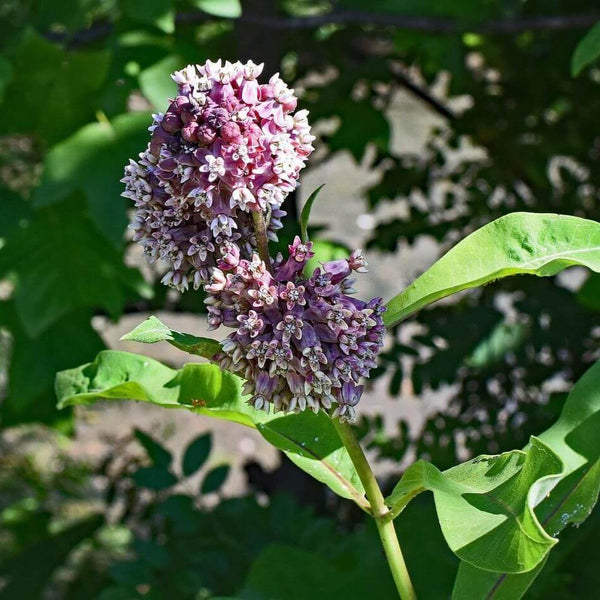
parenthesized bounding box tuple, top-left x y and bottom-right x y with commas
(0, 514, 104, 599)
(182, 433, 212, 477)
(200, 464, 230, 494)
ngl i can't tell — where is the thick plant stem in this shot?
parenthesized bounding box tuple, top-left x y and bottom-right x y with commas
(252, 210, 273, 272)
(333, 419, 417, 600)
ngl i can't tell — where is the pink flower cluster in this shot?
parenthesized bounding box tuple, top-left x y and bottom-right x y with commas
(208, 237, 386, 422)
(123, 60, 387, 419)
(122, 60, 314, 290)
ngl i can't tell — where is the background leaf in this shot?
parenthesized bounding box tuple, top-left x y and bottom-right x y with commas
(193, 0, 242, 19)
(0, 514, 103, 599)
(33, 112, 152, 245)
(0, 29, 110, 144)
(201, 465, 230, 494)
(134, 429, 172, 468)
(182, 433, 212, 477)
(572, 22, 600, 76)
(124, 0, 174, 34)
(0, 303, 102, 428)
(138, 55, 181, 110)
(0, 197, 151, 336)
(131, 466, 178, 490)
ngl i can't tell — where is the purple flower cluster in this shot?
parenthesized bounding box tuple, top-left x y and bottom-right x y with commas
(122, 60, 387, 419)
(121, 60, 314, 290)
(208, 237, 386, 422)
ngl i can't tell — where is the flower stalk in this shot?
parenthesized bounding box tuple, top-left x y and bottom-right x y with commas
(251, 209, 274, 272)
(333, 419, 417, 600)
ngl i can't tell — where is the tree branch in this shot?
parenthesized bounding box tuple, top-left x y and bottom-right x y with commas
(46, 12, 600, 48)
(177, 11, 600, 34)
(389, 64, 456, 121)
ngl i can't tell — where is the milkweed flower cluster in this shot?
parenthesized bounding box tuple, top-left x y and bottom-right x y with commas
(208, 237, 386, 422)
(123, 60, 386, 420)
(121, 59, 314, 290)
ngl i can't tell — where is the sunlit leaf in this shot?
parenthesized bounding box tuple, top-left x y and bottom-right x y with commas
(386, 360, 600, 587)
(56, 351, 367, 506)
(121, 315, 221, 360)
(387, 441, 559, 573)
(384, 213, 600, 327)
(451, 359, 600, 598)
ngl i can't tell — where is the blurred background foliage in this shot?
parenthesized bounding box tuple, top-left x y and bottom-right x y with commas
(0, 0, 599, 598)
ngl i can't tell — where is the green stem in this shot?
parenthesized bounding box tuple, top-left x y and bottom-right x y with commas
(333, 419, 417, 600)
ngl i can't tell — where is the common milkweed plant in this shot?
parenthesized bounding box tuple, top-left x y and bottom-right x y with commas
(56, 60, 600, 599)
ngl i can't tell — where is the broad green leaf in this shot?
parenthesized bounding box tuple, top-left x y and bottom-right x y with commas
(254, 411, 367, 508)
(300, 184, 325, 243)
(55, 351, 243, 418)
(452, 360, 600, 598)
(134, 428, 172, 468)
(182, 433, 212, 477)
(384, 213, 600, 327)
(56, 351, 367, 506)
(121, 315, 221, 360)
(33, 112, 152, 245)
(386, 360, 600, 595)
(201, 464, 230, 494)
(124, 0, 175, 33)
(387, 440, 559, 573)
(572, 22, 600, 76)
(452, 559, 547, 600)
(0, 197, 151, 336)
(139, 55, 181, 110)
(193, 0, 242, 18)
